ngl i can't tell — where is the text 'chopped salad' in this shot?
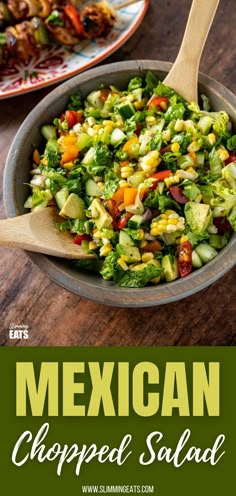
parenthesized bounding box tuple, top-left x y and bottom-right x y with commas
(25, 72, 236, 287)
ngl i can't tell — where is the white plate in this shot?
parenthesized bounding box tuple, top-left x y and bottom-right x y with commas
(0, 0, 149, 99)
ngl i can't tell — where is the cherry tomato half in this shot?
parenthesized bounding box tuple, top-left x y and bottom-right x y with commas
(225, 155, 236, 165)
(74, 234, 91, 245)
(178, 240, 193, 278)
(148, 96, 169, 111)
(169, 185, 189, 204)
(65, 110, 83, 128)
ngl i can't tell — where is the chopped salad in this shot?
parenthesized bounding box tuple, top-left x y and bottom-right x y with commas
(25, 72, 236, 287)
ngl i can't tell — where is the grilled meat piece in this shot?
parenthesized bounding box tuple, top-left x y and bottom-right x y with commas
(81, 1, 116, 39)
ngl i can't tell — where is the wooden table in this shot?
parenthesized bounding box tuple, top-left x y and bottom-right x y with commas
(0, 0, 235, 346)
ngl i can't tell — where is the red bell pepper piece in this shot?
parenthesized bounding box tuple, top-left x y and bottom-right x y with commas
(178, 240, 193, 278)
(152, 170, 172, 181)
(117, 212, 133, 230)
(64, 4, 85, 36)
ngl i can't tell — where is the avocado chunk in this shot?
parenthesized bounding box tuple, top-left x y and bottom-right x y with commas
(55, 187, 69, 210)
(90, 198, 113, 230)
(161, 254, 179, 282)
(117, 244, 141, 263)
(59, 193, 86, 219)
(184, 202, 212, 234)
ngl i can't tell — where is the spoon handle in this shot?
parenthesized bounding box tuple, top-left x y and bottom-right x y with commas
(163, 0, 220, 102)
(0, 214, 39, 251)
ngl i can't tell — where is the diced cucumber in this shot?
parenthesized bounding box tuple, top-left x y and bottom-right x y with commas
(76, 133, 91, 150)
(197, 116, 213, 135)
(132, 88, 143, 102)
(208, 234, 228, 250)
(158, 181, 165, 194)
(81, 240, 90, 253)
(86, 90, 103, 109)
(82, 147, 96, 165)
(41, 125, 57, 141)
(119, 230, 134, 246)
(195, 242, 218, 264)
(192, 250, 203, 268)
(161, 254, 179, 282)
(85, 179, 103, 197)
(117, 244, 141, 263)
(110, 128, 126, 146)
(127, 214, 143, 229)
(177, 154, 195, 170)
(196, 151, 205, 167)
(117, 102, 136, 119)
(55, 187, 69, 210)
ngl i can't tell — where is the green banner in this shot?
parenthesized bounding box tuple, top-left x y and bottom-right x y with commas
(0, 347, 234, 495)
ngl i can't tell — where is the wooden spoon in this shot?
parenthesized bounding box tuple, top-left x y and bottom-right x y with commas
(152, 0, 220, 103)
(0, 207, 95, 259)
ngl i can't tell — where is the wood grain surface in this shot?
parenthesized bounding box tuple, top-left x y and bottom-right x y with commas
(0, 0, 235, 346)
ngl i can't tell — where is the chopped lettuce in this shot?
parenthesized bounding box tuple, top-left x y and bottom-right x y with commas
(117, 263, 162, 288)
(102, 170, 120, 199)
(222, 162, 236, 189)
(227, 135, 236, 151)
(209, 147, 222, 176)
(211, 180, 236, 214)
(183, 182, 201, 201)
(228, 206, 236, 231)
(128, 77, 143, 92)
(186, 230, 209, 248)
(164, 103, 186, 122)
(67, 91, 82, 111)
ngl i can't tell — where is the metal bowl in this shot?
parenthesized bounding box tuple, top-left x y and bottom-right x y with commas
(3, 60, 236, 307)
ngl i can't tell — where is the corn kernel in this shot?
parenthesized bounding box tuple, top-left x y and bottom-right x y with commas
(208, 133, 216, 145)
(171, 142, 180, 153)
(177, 222, 185, 230)
(62, 161, 74, 170)
(165, 210, 175, 216)
(180, 235, 188, 243)
(100, 244, 112, 257)
(103, 120, 116, 127)
(174, 119, 184, 132)
(162, 129, 171, 141)
(142, 252, 154, 263)
(104, 125, 113, 135)
(87, 116, 96, 126)
(160, 101, 168, 111)
(119, 180, 129, 188)
(97, 182, 105, 191)
(168, 213, 179, 219)
(218, 149, 229, 161)
(87, 127, 96, 137)
(164, 175, 180, 187)
(187, 141, 200, 153)
(117, 258, 129, 271)
(89, 241, 97, 251)
(93, 230, 102, 239)
(140, 240, 148, 248)
(137, 229, 145, 240)
(150, 276, 161, 284)
(121, 166, 133, 178)
(160, 213, 168, 220)
(146, 116, 156, 124)
(184, 120, 195, 130)
(168, 218, 178, 225)
(166, 224, 177, 233)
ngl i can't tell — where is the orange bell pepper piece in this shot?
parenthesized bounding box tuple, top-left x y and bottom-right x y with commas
(61, 146, 79, 165)
(124, 187, 138, 206)
(112, 187, 130, 204)
(122, 136, 139, 152)
(33, 149, 40, 165)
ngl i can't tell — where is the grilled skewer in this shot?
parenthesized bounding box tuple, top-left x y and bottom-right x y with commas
(0, 1, 121, 67)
